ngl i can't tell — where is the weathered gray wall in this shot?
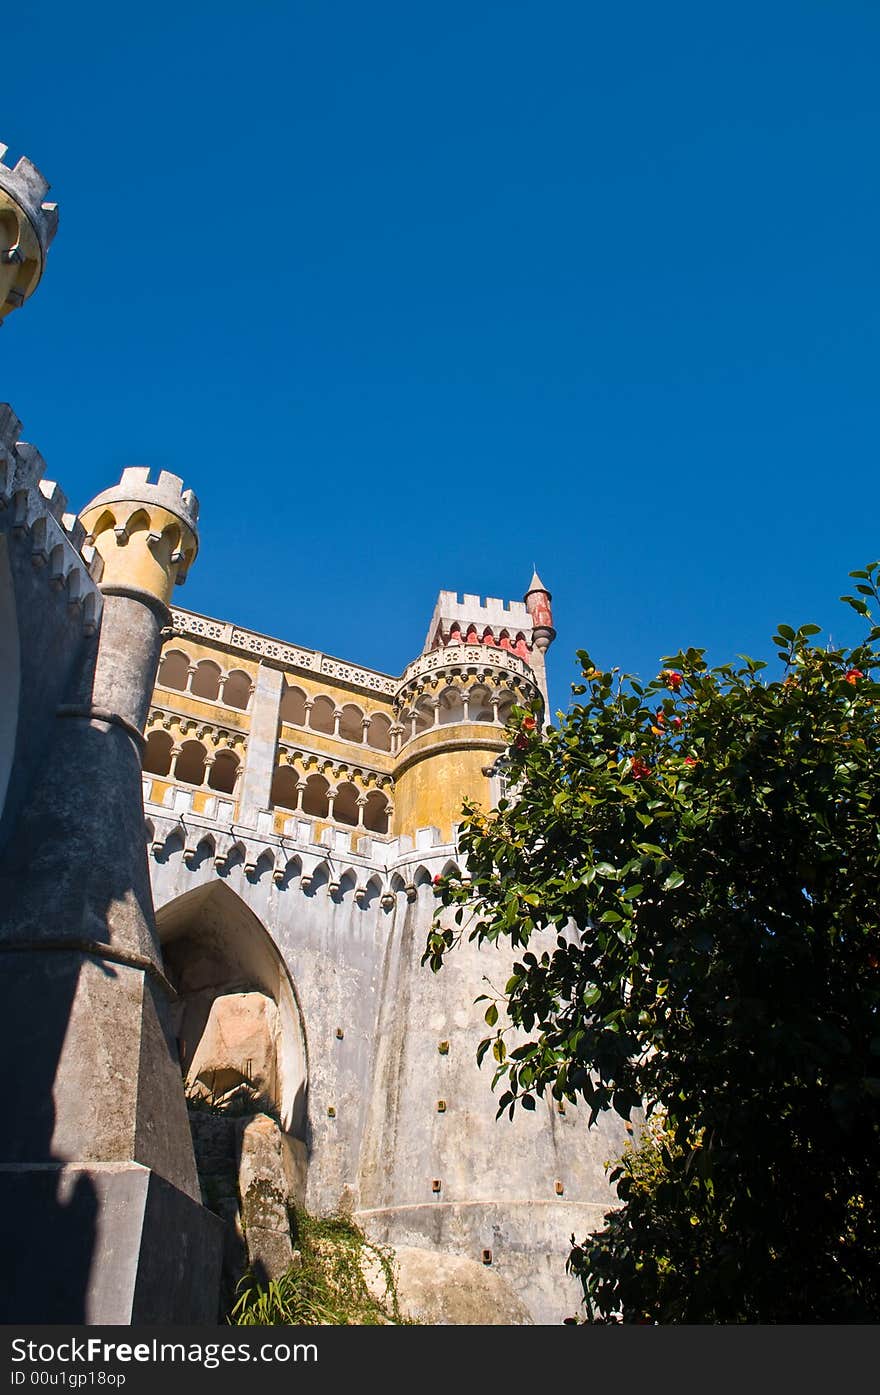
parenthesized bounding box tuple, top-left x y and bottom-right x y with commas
(149, 839, 628, 1324)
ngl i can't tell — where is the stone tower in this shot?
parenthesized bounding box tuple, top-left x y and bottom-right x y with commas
(0, 140, 222, 1321)
(1, 135, 628, 1326)
(0, 144, 58, 324)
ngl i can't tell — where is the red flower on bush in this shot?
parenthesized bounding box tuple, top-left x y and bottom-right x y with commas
(433, 874, 443, 886)
(671, 716, 683, 729)
(630, 757, 651, 780)
(521, 715, 537, 731)
(661, 670, 683, 691)
(684, 756, 697, 767)
(845, 669, 865, 685)
(514, 733, 529, 751)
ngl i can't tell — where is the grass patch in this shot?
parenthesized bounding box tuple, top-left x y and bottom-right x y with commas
(229, 1209, 412, 1326)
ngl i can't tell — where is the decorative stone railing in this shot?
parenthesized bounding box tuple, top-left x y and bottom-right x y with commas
(171, 609, 398, 695)
(398, 644, 533, 689)
(170, 613, 537, 705)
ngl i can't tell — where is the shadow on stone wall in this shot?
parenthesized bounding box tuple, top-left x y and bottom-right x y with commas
(0, 953, 98, 1321)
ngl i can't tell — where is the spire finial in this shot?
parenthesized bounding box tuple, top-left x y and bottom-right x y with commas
(524, 569, 555, 652)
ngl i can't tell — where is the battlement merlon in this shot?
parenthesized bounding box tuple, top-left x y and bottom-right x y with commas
(422, 590, 534, 654)
(81, 468, 200, 536)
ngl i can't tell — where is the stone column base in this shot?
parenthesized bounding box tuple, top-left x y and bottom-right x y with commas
(0, 1162, 224, 1323)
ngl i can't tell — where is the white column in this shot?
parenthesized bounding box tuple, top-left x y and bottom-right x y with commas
(237, 663, 284, 829)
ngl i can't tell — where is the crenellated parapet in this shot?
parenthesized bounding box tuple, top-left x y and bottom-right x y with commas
(80, 467, 199, 605)
(0, 404, 102, 635)
(0, 143, 58, 325)
(144, 801, 456, 899)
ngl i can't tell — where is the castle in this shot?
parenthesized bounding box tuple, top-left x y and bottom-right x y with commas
(0, 142, 626, 1324)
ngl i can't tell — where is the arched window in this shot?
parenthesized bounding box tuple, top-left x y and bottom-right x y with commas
(222, 670, 252, 710)
(469, 685, 493, 722)
(280, 685, 307, 726)
(301, 773, 330, 818)
(143, 729, 174, 777)
(309, 695, 336, 735)
(339, 704, 364, 744)
(333, 782, 359, 826)
(437, 687, 464, 724)
(367, 712, 392, 751)
(413, 866, 434, 896)
(414, 697, 434, 735)
(208, 749, 239, 794)
(158, 650, 189, 691)
(190, 660, 222, 701)
(271, 765, 300, 811)
(363, 791, 390, 834)
(175, 740, 207, 786)
(497, 691, 516, 727)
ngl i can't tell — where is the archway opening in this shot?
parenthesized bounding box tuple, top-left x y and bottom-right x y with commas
(157, 881, 307, 1136)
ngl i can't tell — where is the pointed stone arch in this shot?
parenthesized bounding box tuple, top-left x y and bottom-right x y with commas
(158, 647, 190, 691)
(155, 881, 308, 1137)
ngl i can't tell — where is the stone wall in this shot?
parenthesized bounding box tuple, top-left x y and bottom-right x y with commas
(149, 830, 628, 1324)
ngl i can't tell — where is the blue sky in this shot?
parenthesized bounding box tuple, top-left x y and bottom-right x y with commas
(4, 1, 879, 715)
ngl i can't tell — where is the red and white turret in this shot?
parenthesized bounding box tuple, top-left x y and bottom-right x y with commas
(523, 570, 555, 653)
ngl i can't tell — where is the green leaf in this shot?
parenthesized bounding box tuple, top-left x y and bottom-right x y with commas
(484, 1003, 499, 1027)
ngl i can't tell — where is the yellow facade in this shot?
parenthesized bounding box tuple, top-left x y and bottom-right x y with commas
(143, 602, 544, 846)
(392, 735, 504, 840)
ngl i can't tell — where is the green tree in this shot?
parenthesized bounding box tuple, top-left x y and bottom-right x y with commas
(426, 566, 880, 1322)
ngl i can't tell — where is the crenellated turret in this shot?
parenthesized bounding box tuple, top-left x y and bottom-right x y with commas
(0, 442, 221, 1321)
(78, 468, 199, 736)
(80, 467, 199, 600)
(391, 586, 546, 841)
(0, 143, 58, 325)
